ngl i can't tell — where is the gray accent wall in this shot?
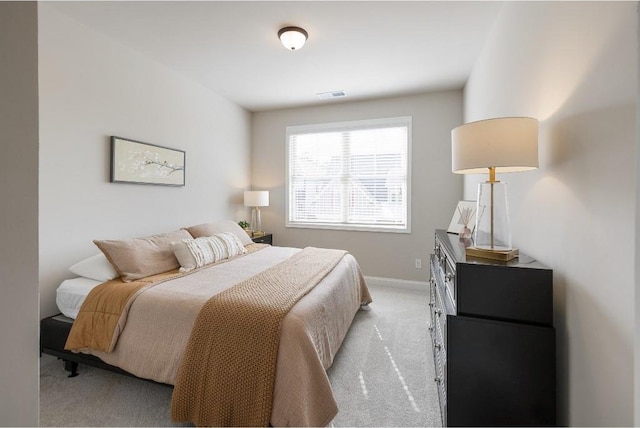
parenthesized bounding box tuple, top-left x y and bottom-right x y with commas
(38, 4, 252, 318)
(251, 91, 463, 283)
(463, 2, 637, 425)
(0, 2, 39, 426)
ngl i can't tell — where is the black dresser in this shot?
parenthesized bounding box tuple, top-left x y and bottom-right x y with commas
(429, 229, 555, 426)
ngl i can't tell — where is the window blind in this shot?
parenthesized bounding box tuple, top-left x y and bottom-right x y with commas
(286, 117, 411, 232)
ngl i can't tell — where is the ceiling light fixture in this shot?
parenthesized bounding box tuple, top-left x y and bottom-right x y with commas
(278, 26, 308, 51)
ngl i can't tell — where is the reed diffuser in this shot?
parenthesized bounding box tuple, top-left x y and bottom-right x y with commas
(458, 205, 475, 240)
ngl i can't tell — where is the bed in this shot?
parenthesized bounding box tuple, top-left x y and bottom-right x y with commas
(40, 221, 372, 427)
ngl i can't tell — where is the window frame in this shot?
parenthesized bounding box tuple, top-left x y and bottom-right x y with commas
(285, 116, 412, 233)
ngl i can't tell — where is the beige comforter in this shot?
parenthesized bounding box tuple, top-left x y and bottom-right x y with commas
(83, 245, 371, 426)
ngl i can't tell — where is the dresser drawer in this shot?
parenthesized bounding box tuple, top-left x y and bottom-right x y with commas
(429, 278, 437, 340)
(433, 281, 447, 362)
(447, 316, 556, 426)
(456, 263, 553, 325)
(434, 238, 457, 309)
(434, 337, 447, 425)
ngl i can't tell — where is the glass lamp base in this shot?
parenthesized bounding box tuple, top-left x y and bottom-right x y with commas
(250, 207, 262, 233)
(474, 181, 512, 251)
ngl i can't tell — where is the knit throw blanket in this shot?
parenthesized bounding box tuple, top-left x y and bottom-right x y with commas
(171, 247, 347, 427)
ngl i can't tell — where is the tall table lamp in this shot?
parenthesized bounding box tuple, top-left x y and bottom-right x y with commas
(244, 190, 269, 236)
(451, 117, 538, 261)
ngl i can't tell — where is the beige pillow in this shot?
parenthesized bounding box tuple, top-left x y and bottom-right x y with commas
(172, 232, 248, 273)
(94, 229, 192, 282)
(184, 220, 253, 246)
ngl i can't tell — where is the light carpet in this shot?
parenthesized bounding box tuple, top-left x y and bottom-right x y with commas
(39, 282, 442, 427)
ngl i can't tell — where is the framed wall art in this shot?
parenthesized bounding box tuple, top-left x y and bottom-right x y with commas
(447, 200, 480, 235)
(110, 136, 185, 186)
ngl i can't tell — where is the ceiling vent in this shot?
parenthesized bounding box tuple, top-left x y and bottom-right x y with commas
(316, 90, 347, 100)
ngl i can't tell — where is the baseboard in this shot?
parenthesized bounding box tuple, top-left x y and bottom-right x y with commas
(364, 276, 429, 293)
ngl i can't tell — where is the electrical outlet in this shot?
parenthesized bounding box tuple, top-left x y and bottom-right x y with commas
(415, 258, 422, 269)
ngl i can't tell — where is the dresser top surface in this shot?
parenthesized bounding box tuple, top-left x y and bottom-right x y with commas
(436, 229, 550, 271)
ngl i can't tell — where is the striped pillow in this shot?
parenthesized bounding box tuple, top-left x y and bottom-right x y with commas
(172, 232, 247, 273)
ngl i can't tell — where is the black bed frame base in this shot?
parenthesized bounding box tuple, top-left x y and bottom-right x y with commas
(40, 314, 168, 386)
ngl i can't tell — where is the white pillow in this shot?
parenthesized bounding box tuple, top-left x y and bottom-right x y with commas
(68, 253, 119, 282)
(172, 232, 247, 273)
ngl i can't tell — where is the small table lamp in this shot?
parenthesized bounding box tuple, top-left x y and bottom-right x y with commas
(451, 117, 538, 261)
(244, 190, 269, 236)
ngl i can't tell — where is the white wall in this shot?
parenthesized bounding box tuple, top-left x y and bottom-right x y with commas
(0, 3, 39, 425)
(463, 2, 637, 425)
(252, 91, 462, 282)
(38, 4, 252, 317)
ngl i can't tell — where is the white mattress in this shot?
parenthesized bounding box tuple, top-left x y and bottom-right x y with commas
(56, 277, 102, 319)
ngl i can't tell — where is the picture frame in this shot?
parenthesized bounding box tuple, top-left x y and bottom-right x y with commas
(447, 200, 479, 235)
(110, 136, 185, 186)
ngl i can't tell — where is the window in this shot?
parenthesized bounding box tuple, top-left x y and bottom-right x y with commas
(286, 116, 411, 233)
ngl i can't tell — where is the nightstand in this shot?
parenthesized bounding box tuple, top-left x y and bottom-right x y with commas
(251, 233, 272, 245)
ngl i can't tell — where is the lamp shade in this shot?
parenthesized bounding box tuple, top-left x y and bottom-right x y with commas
(244, 190, 269, 207)
(278, 26, 308, 51)
(452, 117, 538, 174)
